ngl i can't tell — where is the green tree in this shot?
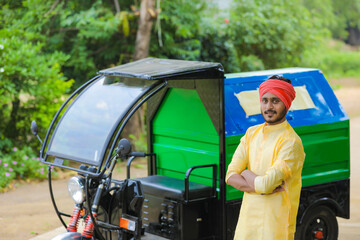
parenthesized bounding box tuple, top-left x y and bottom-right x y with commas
(0, 29, 73, 148)
(227, 0, 325, 71)
(0, 3, 73, 150)
(302, 0, 360, 45)
(19, 0, 138, 87)
(149, 0, 206, 60)
(0, 2, 73, 188)
(331, 0, 360, 45)
(302, 0, 338, 35)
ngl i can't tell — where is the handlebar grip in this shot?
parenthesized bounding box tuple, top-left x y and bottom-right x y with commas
(129, 152, 146, 157)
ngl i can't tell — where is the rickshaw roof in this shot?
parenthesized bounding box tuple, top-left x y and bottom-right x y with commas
(98, 58, 224, 80)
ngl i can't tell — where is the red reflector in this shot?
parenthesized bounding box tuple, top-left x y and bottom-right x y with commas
(314, 231, 323, 239)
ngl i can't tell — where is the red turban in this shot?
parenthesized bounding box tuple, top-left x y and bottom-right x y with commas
(259, 79, 296, 111)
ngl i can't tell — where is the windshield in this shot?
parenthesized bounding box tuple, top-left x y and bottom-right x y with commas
(47, 76, 154, 165)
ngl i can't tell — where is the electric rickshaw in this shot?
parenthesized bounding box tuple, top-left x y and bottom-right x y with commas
(31, 58, 350, 240)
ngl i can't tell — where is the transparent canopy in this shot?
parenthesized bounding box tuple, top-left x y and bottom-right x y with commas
(47, 76, 154, 165)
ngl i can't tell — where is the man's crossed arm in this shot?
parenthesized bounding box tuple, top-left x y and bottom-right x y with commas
(227, 170, 284, 194)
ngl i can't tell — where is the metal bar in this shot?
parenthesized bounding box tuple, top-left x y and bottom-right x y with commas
(219, 77, 227, 240)
(101, 81, 168, 178)
(84, 176, 106, 240)
(126, 156, 136, 179)
(42, 161, 101, 178)
(48, 165, 68, 229)
(184, 164, 217, 203)
(41, 75, 101, 160)
(153, 154, 157, 175)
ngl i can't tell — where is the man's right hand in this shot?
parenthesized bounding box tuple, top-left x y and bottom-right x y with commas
(272, 181, 285, 193)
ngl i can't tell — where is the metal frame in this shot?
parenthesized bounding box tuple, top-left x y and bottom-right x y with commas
(101, 81, 168, 176)
(41, 80, 167, 178)
(42, 58, 228, 239)
(41, 75, 101, 161)
(184, 164, 217, 204)
(48, 165, 71, 229)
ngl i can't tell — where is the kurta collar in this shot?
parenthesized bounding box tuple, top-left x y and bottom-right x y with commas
(263, 120, 288, 132)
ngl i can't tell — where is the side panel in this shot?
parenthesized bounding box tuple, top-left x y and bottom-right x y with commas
(152, 88, 219, 186)
(297, 121, 350, 187)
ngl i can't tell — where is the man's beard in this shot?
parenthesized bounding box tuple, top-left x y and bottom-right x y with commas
(261, 107, 287, 124)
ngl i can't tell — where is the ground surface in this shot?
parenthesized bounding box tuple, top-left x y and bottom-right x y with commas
(0, 83, 360, 240)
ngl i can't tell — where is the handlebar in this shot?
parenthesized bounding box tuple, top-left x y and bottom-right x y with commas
(126, 152, 154, 178)
(129, 152, 146, 157)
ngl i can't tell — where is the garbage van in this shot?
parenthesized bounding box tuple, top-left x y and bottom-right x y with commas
(31, 58, 349, 240)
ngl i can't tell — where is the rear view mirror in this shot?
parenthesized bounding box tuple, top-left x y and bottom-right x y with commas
(117, 138, 132, 158)
(31, 120, 39, 136)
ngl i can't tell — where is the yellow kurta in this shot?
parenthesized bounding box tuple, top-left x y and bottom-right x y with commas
(226, 121, 305, 240)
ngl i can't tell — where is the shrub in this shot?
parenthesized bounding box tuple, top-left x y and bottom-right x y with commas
(302, 40, 360, 79)
(0, 146, 53, 191)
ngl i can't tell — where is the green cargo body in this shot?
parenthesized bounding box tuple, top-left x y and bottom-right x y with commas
(150, 68, 350, 202)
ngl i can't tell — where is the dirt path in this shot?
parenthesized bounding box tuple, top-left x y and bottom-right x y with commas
(0, 162, 148, 240)
(0, 86, 359, 240)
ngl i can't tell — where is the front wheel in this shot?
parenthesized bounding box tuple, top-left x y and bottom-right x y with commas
(295, 206, 338, 240)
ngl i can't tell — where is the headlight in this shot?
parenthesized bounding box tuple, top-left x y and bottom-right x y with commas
(68, 176, 85, 204)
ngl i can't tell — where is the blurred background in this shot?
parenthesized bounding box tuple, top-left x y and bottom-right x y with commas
(0, 0, 360, 238)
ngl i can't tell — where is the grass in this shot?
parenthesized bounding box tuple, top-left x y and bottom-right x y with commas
(302, 39, 360, 82)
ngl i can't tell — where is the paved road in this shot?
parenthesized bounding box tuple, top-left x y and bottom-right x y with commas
(337, 116, 360, 239)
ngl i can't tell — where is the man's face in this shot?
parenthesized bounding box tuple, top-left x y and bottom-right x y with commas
(260, 92, 287, 125)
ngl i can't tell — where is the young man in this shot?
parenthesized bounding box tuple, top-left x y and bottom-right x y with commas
(226, 75, 305, 240)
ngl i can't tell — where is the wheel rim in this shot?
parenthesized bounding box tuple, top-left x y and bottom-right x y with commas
(305, 216, 328, 239)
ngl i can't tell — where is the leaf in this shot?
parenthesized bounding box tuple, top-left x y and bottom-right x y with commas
(122, 13, 130, 37)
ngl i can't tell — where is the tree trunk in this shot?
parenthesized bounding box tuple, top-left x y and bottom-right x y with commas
(346, 26, 360, 46)
(123, 0, 155, 147)
(133, 0, 156, 60)
(5, 98, 20, 140)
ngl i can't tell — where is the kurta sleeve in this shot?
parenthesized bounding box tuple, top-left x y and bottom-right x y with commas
(225, 134, 249, 183)
(254, 137, 304, 194)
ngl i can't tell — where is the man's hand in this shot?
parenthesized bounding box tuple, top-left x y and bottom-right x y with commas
(241, 170, 285, 194)
(271, 181, 285, 193)
(228, 170, 285, 194)
(227, 174, 256, 193)
(240, 169, 257, 192)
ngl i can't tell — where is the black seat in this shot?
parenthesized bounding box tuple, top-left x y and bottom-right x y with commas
(138, 175, 213, 201)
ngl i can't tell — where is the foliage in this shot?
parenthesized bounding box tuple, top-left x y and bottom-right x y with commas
(302, 39, 360, 79)
(47, 0, 138, 86)
(0, 146, 52, 190)
(0, 1, 72, 188)
(129, 132, 147, 153)
(330, 0, 360, 40)
(0, 27, 73, 149)
(0, 0, 139, 88)
(1, 0, 359, 188)
(149, 0, 242, 72)
(198, 22, 241, 73)
(303, 0, 360, 42)
(227, 0, 327, 71)
(302, 0, 341, 38)
(149, 0, 206, 60)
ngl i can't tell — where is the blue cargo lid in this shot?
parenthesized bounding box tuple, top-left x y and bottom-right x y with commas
(224, 68, 349, 137)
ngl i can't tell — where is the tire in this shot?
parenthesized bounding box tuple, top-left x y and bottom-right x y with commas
(295, 206, 338, 240)
(93, 194, 112, 240)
